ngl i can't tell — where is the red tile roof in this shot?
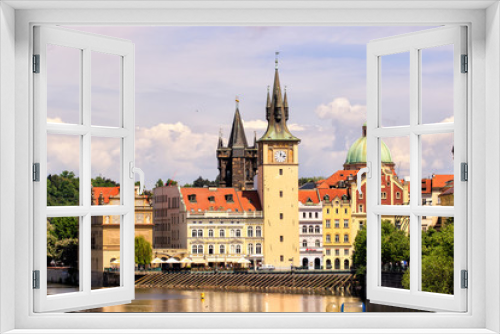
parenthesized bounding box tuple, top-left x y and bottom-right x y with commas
(421, 179, 432, 194)
(432, 174, 454, 188)
(317, 188, 349, 201)
(317, 170, 358, 189)
(238, 190, 262, 211)
(92, 186, 120, 205)
(298, 190, 320, 204)
(180, 188, 262, 213)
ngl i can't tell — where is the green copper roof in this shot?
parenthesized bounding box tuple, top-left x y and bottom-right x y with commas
(345, 134, 393, 164)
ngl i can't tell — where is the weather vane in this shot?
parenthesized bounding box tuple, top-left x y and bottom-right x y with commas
(275, 51, 280, 69)
(235, 95, 239, 108)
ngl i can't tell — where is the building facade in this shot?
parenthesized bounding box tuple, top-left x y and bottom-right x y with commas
(298, 190, 323, 270)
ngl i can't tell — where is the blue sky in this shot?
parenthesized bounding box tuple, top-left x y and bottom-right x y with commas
(47, 26, 454, 189)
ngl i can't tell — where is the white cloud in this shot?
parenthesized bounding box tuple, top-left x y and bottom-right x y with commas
(315, 97, 366, 125)
(47, 117, 65, 124)
(243, 119, 304, 132)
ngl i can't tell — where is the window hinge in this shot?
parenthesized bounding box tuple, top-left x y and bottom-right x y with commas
(461, 162, 468, 181)
(461, 54, 468, 73)
(33, 270, 40, 289)
(33, 163, 40, 182)
(461, 270, 468, 289)
(33, 54, 40, 73)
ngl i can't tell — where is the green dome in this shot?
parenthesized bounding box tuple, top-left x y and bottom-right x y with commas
(345, 126, 393, 164)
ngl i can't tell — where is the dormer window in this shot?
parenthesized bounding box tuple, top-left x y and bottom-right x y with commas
(225, 194, 234, 203)
(188, 194, 197, 203)
(208, 196, 215, 203)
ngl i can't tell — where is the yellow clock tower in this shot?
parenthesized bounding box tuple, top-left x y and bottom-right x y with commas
(257, 58, 300, 269)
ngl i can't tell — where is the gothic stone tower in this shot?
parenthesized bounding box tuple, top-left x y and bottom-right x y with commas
(217, 104, 258, 190)
(257, 61, 301, 269)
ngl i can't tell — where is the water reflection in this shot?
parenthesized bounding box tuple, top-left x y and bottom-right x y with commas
(82, 287, 362, 313)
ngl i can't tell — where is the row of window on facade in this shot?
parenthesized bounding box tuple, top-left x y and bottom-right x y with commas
(325, 208, 349, 214)
(191, 243, 262, 255)
(154, 195, 180, 207)
(325, 248, 350, 256)
(191, 226, 262, 238)
(358, 192, 401, 200)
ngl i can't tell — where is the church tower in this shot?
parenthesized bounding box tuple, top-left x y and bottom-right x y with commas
(257, 56, 300, 269)
(217, 101, 258, 190)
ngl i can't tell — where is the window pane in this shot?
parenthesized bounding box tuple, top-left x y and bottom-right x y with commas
(381, 52, 410, 127)
(47, 134, 80, 206)
(421, 45, 454, 124)
(47, 216, 80, 295)
(380, 136, 409, 205)
(380, 215, 410, 289)
(421, 133, 454, 206)
(91, 137, 121, 205)
(421, 216, 454, 295)
(91, 215, 121, 289)
(47, 44, 81, 124)
(92, 51, 121, 127)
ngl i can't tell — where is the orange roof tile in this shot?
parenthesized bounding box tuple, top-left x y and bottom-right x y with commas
(180, 187, 262, 213)
(432, 175, 454, 189)
(317, 170, 358, 189)
(92, 186, 120, 205)
(421, 179, 432, 194)
(298, 190, 320, 204)
(238, 190, 262, 211)
(317, 188, 349, 201)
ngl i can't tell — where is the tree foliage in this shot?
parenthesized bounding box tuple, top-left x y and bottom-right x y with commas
(135, 236, 152, 266)
(155, 179, 164, 188)
(47, 171, 79, 206)
(298, 176, 324, 187)
(189, 176, 218, 188)
(92, 175, 119, 187)
(402, 218, 454, 294)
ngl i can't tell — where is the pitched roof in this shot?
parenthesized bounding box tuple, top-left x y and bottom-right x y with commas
(317, 188, 349, 201)
(92, 186, 120, 205)
(432, 174, 454, 188)
(180, 187, 262, 213)
(298, 190, 320, 204)
(227, 108, 248, 148)
(317, 170, 358, 189)
(439, 186, 454, 196)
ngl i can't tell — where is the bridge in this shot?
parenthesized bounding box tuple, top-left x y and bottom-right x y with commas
(135, 272, 358, 295)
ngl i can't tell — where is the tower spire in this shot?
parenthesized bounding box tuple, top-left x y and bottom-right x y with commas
(284, 86, 289, 121)
(227, 100, 249, 148)
(266, 86, 271, 120)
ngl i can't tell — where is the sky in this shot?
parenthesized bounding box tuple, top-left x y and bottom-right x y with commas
(46, 26, 455, 189)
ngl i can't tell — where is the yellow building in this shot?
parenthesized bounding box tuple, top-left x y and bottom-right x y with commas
(320, 189, 353, 271)
(91, 186, 153, 286)
(257, 64, 301, 269)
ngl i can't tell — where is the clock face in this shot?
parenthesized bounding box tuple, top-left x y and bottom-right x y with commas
(274, 150, 287, 163)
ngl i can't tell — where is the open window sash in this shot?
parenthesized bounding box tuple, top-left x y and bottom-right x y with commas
(366, 26, 467, 312)
(33, 26, 136, 312)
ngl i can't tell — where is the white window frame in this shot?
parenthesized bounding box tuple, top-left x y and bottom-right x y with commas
(0, 2, 497, 334)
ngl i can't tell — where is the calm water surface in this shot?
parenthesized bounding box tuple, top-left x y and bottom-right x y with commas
(79, 287, 362, 313)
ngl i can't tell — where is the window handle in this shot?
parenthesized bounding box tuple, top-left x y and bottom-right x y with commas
(129, 162, 145, 194)
(357, 162, 371, 195)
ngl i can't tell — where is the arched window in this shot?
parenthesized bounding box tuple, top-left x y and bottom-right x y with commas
(326, 259, 332, 269)
(208, 229, 214, 237)
(219, 229, 225, 237)
(308, 226, 314, 233)
(230, 244, 235, 254)
(335, 234, 340, 243)
(230, 229, 234, 237)
(315, 239, 320, 247)
(247, 226, 253, 237)
(191, 230, 197, 238)
(236, 229, 241, 237)
(197, 229, 203, 237)
(326, 234, 331, 243)
(256, 243, 262, 254)
(344, 259, 350, 270)
(314, 225, 320, 233)
(248, 243, 253, 255)
(344, 234, 349, 243)
(335, 258, 341, 270)
(236, 245, 241, 254)
(302, 239, 307, 247)
(208, 245, 214, 254)
(256, 226, 262, 237)
(197, 245, 203, 254)
(302, 226, 307, 233)
(220, 245, 225, 254)
(191, 245, 197, 254)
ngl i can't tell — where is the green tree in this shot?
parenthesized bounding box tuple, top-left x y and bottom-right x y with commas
(47, 171, 79, 206)
(353, 227, 367, 275)
(135, 236, 152, 267)
(155, 178, 164, 188)
(191, 176, 217, 187)
(91, 175, 119, 187)
(298, 176, 324, 187)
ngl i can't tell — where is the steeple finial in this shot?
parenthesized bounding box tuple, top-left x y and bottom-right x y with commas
(275, 51, 279, 69)
(235, 95, 240, 109)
